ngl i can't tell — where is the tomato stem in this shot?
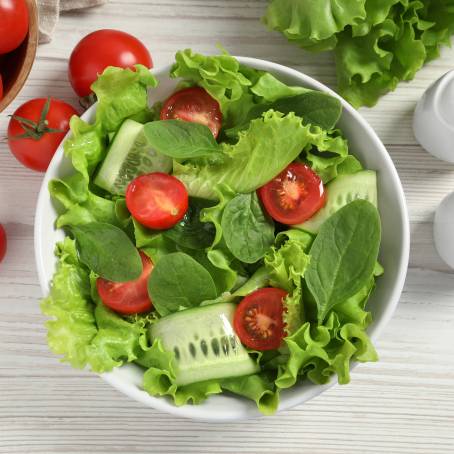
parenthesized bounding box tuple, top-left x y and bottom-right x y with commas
(8, 98, 65, 141)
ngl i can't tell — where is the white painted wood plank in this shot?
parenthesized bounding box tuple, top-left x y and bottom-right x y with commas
(1, 1, 454, 452)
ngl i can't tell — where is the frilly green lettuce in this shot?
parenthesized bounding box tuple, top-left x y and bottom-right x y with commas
(175, 110, 348, 200)
(264, 0, 454, 107)
(265, 230, 313, 335)
(41, 238, 149, 372)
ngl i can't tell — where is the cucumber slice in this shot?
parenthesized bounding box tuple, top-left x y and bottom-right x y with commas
(297, 170, 377, 234)
(150, 303, 259, 386)
(94, 119, 172, 195)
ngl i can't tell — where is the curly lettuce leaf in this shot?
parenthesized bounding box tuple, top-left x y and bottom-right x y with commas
(170, 49, 257, 127)
(264, 0, 454, 107)
(264, 0, 366, 51)
(275, 279, 378, 389)
(175, 111, 340, 200)
(264, 230, 313, 335)
(170, 49, 317, 127)
(221, 374, 279, 416)
(92, 64, 158, 132)
(41, 238, 148, 372)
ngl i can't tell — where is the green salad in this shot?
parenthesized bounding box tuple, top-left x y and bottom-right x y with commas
(42, 49, 383, 415)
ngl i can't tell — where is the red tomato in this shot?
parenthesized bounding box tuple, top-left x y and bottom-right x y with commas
(234, 288, 287, 351)
(160, 87, 222, 138)
(69, 29, 153, 97)
(0, 224, 7, 263)
(8, 98, 78, 172)
(258, 162, 326, 225)
(0, 0, 29, 54)
(126, 173, 188, 230)
(97, 251, 153, 315)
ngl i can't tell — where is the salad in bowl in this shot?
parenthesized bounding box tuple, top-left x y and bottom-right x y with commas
(36, 49, 407, 419)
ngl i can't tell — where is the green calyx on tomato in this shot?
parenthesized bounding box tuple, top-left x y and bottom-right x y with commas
(9, 98, 65, 140)
(8, 97, 78, 172)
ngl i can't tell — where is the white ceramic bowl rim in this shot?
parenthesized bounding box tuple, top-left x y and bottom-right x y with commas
(35, 57, 410, 422)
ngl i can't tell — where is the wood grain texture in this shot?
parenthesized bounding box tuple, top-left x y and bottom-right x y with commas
(1, 1, 454, 453)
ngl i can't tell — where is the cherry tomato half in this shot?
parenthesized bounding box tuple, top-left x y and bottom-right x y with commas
(97, 251, 153, 315)
(69, 29, 153, 97)
(126, 173, 189, 230)
(160, 87, 222, 138)
(0, 0, 29, 55)
(7, 98, 78, 172)
(234, 288, 287, 351)
(258, 162, 326, 225)
(0, 224, 7, 263)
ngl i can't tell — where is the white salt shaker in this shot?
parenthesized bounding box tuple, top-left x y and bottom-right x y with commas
(413, 70, 454, 163)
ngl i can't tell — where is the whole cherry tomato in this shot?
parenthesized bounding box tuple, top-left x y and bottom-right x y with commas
(69, 29, 153, 97)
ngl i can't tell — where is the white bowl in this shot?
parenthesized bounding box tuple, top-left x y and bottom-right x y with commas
(35, 57, 410, 422)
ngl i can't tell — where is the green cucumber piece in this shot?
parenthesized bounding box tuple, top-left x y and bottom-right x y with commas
(150, 303, 259, 386)
(297, 170, 377, 234)
(94, 119, 172, 195)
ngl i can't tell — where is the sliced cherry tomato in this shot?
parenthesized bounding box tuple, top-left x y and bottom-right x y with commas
(69, 29, 153, 97)
(234, 288, 287, 351)
(258, 162, 326, 225)
(0, 224, 7, 263)
(7, 98, 78, 172)
(0, 0, 29, 55)
(97, 251, 153, 314)
(126, 173, 188, 230)
(160, 87, 222, 138)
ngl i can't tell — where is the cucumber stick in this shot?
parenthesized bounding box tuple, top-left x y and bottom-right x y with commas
(150, 303, 259, 386)
(297, 170, 377, 234)
(94, 119, 172, 195)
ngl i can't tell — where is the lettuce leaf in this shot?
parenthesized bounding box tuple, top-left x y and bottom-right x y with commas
(221, 374, 279, 416)
(41, 238, 148, 372)
(170, 49, 316, 127)
(175, 111, 342, 200)
(264, 230, 313, 335)
(92, 64, 158, 132)
(263, 0, 454, 107)
(275, 278, 378, 389)
(264, 0, 366, 51)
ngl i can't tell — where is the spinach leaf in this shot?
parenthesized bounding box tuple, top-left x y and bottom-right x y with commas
(144, 120, 221, 159)
(163, 198, 216, 250)
(221, 193, 275, 263)
(147, 252, 217, 316)
(225, 92, 342, 138)
(71, 222, 142, 282)
(305, 200, 381, 323)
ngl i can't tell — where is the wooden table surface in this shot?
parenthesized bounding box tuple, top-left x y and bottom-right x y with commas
(1, 1, 454, 453)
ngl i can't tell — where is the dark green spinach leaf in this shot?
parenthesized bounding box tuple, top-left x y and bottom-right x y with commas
(71, 222, 142, 282)
(147, 252, 217, 316)
(304, 200, 381, 323)
(144, 120, 221, 159)
(221, 193, 275, 263)
(163, 198, 216, 249)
